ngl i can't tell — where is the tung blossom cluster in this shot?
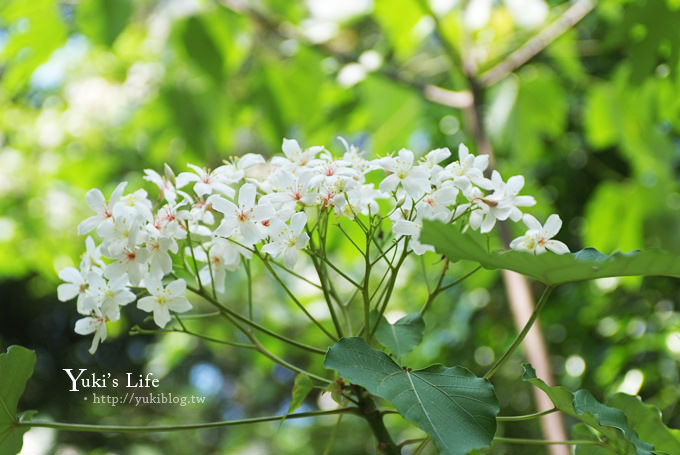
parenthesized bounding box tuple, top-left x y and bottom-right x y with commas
(58, 139, 568, 353)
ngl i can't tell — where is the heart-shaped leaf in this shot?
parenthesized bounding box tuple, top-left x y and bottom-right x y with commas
(373, 313, 425, 359)
(324, 337, 498, 455)
(606, 393, 680, 454)
(421, 221, 680, 285)
(523, 364, 653, 455)
(0, 345, 37, 455)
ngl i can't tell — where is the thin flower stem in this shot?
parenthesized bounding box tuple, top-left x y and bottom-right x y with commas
(268, 259, 322, 289)
(20, 408, 357, 433)
(493, 437, 602, 446)
(204, 248, 218, 300)
(304, 221, 345, 338)
(420, 256, 432, 294)
(420, 264, 481, 317)
(186, 285, 326, 355)
(484, 285, 555, 380)
(497, 408, 557, 422)
(306, 249, 361, 289)
(413, 437, 431, 455)
(243, 258, 253, 320)
(336, 223, 366, 257)
(185, 225, 203, 291)
(259, 256, 338, 341)
(398, 438, 427, 448)
(130, 325, 255, 350)
(215, 301, 332, 384)
(369, 246, 409, 338)
(321, 414, 344, 455)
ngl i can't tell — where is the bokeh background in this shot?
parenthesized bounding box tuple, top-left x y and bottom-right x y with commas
(1, 0, 679, 454)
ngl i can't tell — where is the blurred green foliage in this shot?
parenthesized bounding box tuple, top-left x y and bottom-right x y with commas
(1, 0, 680, 454)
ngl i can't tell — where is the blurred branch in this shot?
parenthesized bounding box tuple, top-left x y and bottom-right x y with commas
(479, 0, 595, 86)
(220, 0, 472, 108)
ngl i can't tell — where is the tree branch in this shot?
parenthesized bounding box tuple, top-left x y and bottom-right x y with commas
(220, 0, 472, 108)
(479, 0, 595, 86)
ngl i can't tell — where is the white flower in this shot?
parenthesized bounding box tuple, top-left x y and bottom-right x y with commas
(78, 182, 127, 235)
(271, 138, 323, 170)
(421, 147, 451, 184)
(211, 183, 275, 244)
(176, 164, 236, 198)
(98, 214, 145, 257)
(510, 214, 570, 255)
(415, 186, 458, 221)
(75, 310, 108, 354)
(104, 246, 149, 286)
(57, 267, 89, 307)
(83, 272, 136, 320)
(261, 212, 310, 268)
(469, 171, 535, 233)
(145, 228, 177, 280)
(378, 149, 430, 200)
(444, 144, 490, 189)
(198, 235, 252, 292)
(137, 279, 192, 328)
(80, 236, 104, 271)
(262, 169, 318, 211)
(213, 153, 266, 183)
(113, 188, 153, 223)
(334, 184, 384, 219)
(144, 168, 177, 205)
(391, 218, 434, 256)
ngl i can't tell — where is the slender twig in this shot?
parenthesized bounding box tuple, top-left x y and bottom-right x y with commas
(479, 0, 596, 86)
(130, 325, 255, 350)
(186, 285, 326, 355)
(493, 437, 602, 446)
(497, 408, 557, 422)
(219, 0, 472, 109)
(484, 286, 555, 380)
(259, 256, 337, 341)
(20, 408, 357, 433)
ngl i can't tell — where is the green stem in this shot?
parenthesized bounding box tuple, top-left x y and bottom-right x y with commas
(185, 224, 203, 291)
(259, 257, 337, 341)
(496, 407, 557, 422)
(354, 387, 400, 455)
(20, 408, 357, 433)
(484, 285, 555, 380)
(420, 264, 481, 317)
(130, 325, 255, 350)
(187, 285, 326, 355)
(244, 258, 253, 320)
(494, 437, 602, 446)
(369, 246, 409, 338)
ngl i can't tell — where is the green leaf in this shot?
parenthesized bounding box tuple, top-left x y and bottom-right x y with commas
(522, 364, 654, 455)
(324, 337, 498, 455)
(421, 221, 680, 285)
(606, 393, 680, 454)
(287, 374, 314, 414)
(181, 16, 225, 84)
(0, 345, 37, 455)
(374, 313, 425, 359)
(76, 0, 132, 47)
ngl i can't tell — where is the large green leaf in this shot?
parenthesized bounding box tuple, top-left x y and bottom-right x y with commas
(0, 345, 36, 455)
(607, 393, 680, 455)
(373, 312, 425, 360)
(324, 337, 498, 455)
(523, 364, 653, 455)
(181, 16, 225, 84)
(421, 221, 680, 285)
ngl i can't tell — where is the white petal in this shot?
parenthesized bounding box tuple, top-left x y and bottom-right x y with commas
(289, 212, 307, 234)
(238, 183, 257, 208)
(58, 283, 79, 302)
(168, 297, 192, 313)
(166, 279, 187, 296)
(393, 220, 419, 237)
(85, 189, 106, 211)
(522, 214, 542, 231)
(545, 240, 569, 255)
(58, 267, 82, 284)
(75, 317, 98, 335)
(282, 138, 301, 158)
(543, 214, 562, 238)
(78, 216, 101, 235)
(239, 153, 265, 169)
(137, 296, 157, 312)
(153, 307, 171, 328)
